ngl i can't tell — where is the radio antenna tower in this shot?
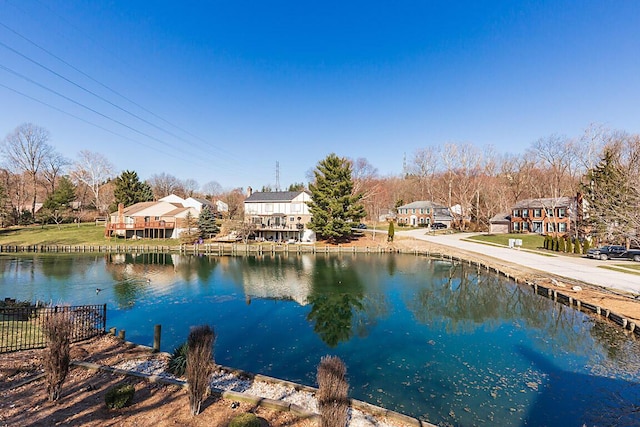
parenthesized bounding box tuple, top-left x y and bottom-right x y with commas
(275, 161, 281, 191)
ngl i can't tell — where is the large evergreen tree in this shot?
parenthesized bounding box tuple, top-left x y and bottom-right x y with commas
(582, 149, 638, 246)
(197, 206, 220, 239)
(307, 153, 365, 242)
(112, 170, 154, 209)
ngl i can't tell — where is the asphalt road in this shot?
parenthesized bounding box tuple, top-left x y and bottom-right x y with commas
(397, 229, 640, 295)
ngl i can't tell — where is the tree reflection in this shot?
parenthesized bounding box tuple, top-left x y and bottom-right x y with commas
(407, 260, 640, 369)
(306, 256, 365, 347)
(39, 255, 75, 280)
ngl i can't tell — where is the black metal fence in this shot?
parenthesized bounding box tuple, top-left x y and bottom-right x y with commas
(0, 304, 107, 353)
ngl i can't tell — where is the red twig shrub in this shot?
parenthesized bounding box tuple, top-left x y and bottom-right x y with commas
(317, 355, 349, 427)
(186, 324, 215, 415)
(42, 310, 73, 401)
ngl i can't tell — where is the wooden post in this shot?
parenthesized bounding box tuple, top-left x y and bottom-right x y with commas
(153, 324, 161, 352)
(118, 329, 126, 340)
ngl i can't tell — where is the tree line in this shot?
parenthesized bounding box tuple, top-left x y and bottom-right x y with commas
(2, 122, 639, 246)
(0, 123, 245, 226)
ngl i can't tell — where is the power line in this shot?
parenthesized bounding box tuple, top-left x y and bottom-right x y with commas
(0, 20, 241, 162)
(0, 38, 230, 164)
(0, 82, 171, 156)
(0, 63, 216, 169)
(1, 0, 275, 184)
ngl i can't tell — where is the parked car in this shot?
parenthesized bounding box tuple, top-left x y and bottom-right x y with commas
(431, 222, 447, 230)
(356, 223, 367, 229)
(623, 249, 640, 262)
(587, 245, 627, 260)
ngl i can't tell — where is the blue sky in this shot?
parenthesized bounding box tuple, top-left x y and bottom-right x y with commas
(1, 1, 639, 191)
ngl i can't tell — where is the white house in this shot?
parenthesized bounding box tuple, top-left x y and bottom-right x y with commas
(243, 190, 315, 242)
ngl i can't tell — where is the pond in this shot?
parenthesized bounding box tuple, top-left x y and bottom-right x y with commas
(1, 252, 639, 426)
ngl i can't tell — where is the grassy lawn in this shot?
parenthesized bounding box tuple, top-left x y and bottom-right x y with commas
(467, 233, 545, 251)
(0, 223, 181, 247)
(600, 265, 640, 276)
(0, 318, 44, 351)
(612, 263, 640, 271)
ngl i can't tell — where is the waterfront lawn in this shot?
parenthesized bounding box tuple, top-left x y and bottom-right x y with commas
(468, 233, 545, 250)
(0, 319, 44, 351)
(0, 223, 181, 247)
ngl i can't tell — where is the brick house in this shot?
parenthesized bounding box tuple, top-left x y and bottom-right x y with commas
(510, 196, 577, 236)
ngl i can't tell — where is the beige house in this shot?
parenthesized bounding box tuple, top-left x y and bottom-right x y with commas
(489, 213, 511, 234)
(105, 196, 200, 239)
(396, 201, 453, 228)
(243, 190, 315, 242)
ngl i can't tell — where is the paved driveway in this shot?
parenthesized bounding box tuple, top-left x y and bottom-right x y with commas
(397, 230, 640, 295)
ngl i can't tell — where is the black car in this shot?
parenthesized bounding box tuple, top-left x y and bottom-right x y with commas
(430, 222, 447, 230)
(623, 249, 640, 262)
(587, 245, 627, 260)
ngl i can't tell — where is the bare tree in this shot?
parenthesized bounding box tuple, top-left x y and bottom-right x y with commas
(441, 142, 486, 229)
(498, 152, 537, 204)
(182, 179, 199, 198)
(201, 180, 223, 199)
(409, 146, 440, 201)
(528, 134, 580, 198)
(41, 151, 70, 197)
(221, 188, 246, 220)
(69, 150, 115, 214)
(349, 157, 381, 221)
(148, 172, 182, 198)
(2, 123, 53, 216)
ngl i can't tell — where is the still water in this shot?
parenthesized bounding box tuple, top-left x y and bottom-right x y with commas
(1, 252, 639, 426)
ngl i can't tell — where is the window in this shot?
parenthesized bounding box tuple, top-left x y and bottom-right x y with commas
(513, 222, 520, 231)
(522, 222, 529, 230)
(558, 208, 566, 218)
(420, 208, 424, 214)
(412, 208, 416, 214)
(522, 209, 528, 218)
(547, 222, 555, 232)
(419, 217, 424, 224)
(534, 209, 541, 218)
(546, 208, 553, 217)
(290, 217, 295, 222)
(559, 222, 567, 232)
(513, 209, 520, 217)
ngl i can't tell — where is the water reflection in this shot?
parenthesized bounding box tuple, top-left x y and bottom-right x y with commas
(0, 253, 638, 426)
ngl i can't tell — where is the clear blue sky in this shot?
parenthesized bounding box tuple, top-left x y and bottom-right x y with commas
(1, 1, 639, 191)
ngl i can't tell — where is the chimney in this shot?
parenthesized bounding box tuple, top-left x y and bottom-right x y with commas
(247, 186, 253, 197)
(117, 203, 124, 223)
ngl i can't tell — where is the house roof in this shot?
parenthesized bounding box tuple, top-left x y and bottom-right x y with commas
(512, 197, 574, 209)
(122, 202, 157, 215)
(245, 191, 309, 203)
(490, 212, 511, 223)
(398, 201, 446, 209)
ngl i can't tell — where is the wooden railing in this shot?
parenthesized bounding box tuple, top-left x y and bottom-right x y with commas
(105, 220, 175, 231)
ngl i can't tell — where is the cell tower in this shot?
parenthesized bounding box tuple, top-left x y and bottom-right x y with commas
(275, 161, 281, 191)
